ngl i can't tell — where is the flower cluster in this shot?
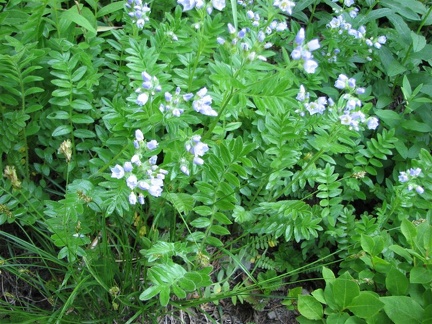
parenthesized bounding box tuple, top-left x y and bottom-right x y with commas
(177, 0, 225, 13)
(326, 10, 386, 62)
(159, 87, 193, 118)
(334, 74, 378, 131)
(398, 168, 424, 194)
(180, 135, 210, 175)
(136, 72, 162, 106)
(237, 0, 254, 7)
(111, 130, 167, 205)
(125, 0, 150, 29)
(186, 135, 209, 165)
(291, 28, 320, 74)
(217, 23, 270, 62)
(244, 7, 288, 35)
(274, 0, 295, 15)
(332, 0, 355, 7)
(296, 85, 331, 116)
(193, 88, 218, 116)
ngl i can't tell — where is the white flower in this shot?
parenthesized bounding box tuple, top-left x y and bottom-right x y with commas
(416, 186, 424, 194)
(138, 180, 150, 190)
(146, 140, 159, 150)
(138, 194, 145, 204)
(193, 88, 218, 116)
(274, 0, 295, 15)
(129, 192, 137, 205)
(131, 154, 142, 166)
(335, 74, 348, 89)
(126, 174, 138, 189)
(193, 156, 205, 165)
(296, 85, 308, 102)
(148, 185, 162, 197)
(409, 168, 422, 177)
(111, 165, 125, 179)
(123, 161, 134, 172)
(303, 60, 318, 74)
(398, 171, 409, 183)
(340, 114, 352, 125)
(190, 141, 209, 156)
(178, 0, 196, 11)
(212, 0, 225, 10)
(135, 129, 144, 142)
(291, 48, 302, 60)
(377, 36, 387, 44)
(295, 28, 305, 45)
(367, 117, 379, 130)
(180, 165, 190, 175)
(136, 92, 149, 106)
(306, 39, 320, 51)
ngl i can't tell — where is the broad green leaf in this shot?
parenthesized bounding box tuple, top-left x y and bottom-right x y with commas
(210, 225, 230, 235)
(401, 219, 417, 247)
(190, 217, 211, 228)
(71, 114, 94, 124)
(73, 129, 96, 138)
(385, 268, 409, 296)
(71, 66, 87, 82)
(97, 1, 125, 18)
(348, 291, 384, 319)
(411, 31, 427, 52)
(63, 6, 96, 35)
(401, 120, 432, 132)
(159, 285, 170, 306)
(322, 266, 335, 284)
(375, 109, 402, 128)
(225, 122, 242, 131)
(326, 313, 350, 324)
(423, 304, 432, 323)
(205, 236, 223, 247)
(139, 285, 162, 301)
(372, 256, 392, 273)
(357, 8, 393, 25)
(47, 111, 70, 120)
(410, 266, 432, 284)
(213, 212, 232, 225)
(311, 288, 325, 304)
(71, 99, 93, 110)
(296, 316, 322, 324)
(193, 206, 213, 216)
(381, 296, 423, 324)
(178, 277, 196, 291)
(333, 274, 360, 310)
(297, 295, 323, 320)
(172, 284, 186, 299)
(52, 125, 72, 137)
(361, 234, 384, 256)
(388, 244, 412, 262)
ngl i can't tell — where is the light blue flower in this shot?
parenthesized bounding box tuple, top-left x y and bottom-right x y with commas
(136, 93, 149, 106)
(274, 0, 295, 15)
(398, 171, 409, 183)
(124, 162, 134, 172)
(146, 140, 159, 150)
(416, 186, 425, 194)
(129, 192, 137, 205)
(367, 117, 379, 130)
(409, 168, 422, 177)
(111, 165, 125, 179)
(126, 174, 138, 189)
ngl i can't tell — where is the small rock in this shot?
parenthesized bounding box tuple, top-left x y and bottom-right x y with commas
(267, 310, 277, 320)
